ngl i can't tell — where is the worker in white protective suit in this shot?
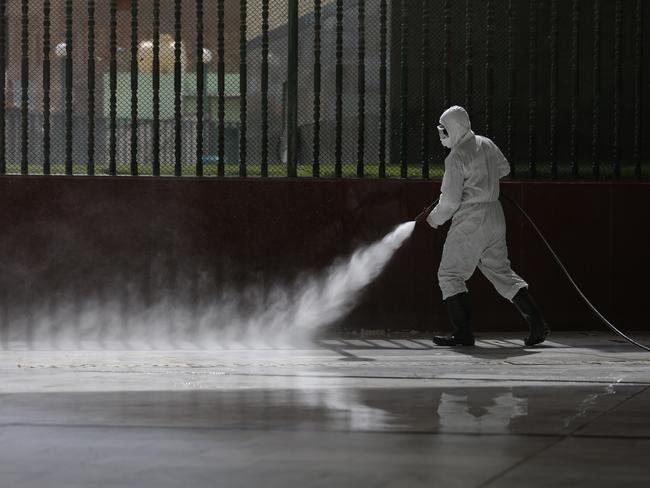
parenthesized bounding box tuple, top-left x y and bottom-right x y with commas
(416, 106, 550, 347)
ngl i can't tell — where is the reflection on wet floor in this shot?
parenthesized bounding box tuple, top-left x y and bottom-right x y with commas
(437, 391, 528, 433)
(1, 334, 649, 487)
(0, 384, 636, 437)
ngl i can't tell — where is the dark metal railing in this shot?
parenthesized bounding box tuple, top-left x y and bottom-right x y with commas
(506, 0, 515, 177)
(528, 0, 536, 179)
(239, 0, 247, 178)
(174, 0, 182, 177)
(592, 0, 600, 180)
(20, 0, 29, 176)
(312, 0, 321, 178)
(109, 0, 117, 176)
(152, 0, 161, 176)
(443, 0, 451, 110)
(633, 0, 642, 180)
(464, 0, 473, 115)
(378, 0, 387, 178)
(399, 0, 408, 178)
(217, 0, 225, 177)
(613, 0, 622, 180)
(0, 0, 5, 175)
(87, 0, 96, 176)
(65, 0, 73, 175)
(152, 0, 160, 176)
(261, 0, 270, 177)
(550, 0, 558, 179)
(420, 0, 430, 179)
(335, 0, 343, 178)
(43, 0, 51, 175)
(356, 0, 365, 178)
(570, 0, 579, 178)
(196, 0, 204, 177)
(484, 0, 493, 140)
(130, 0, 139, 176)
(0, 0, 646, 180)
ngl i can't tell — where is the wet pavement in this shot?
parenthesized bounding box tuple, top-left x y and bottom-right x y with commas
(1, 332, 649, 487)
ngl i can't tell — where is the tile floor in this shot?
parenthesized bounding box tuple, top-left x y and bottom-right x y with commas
(0, 332, 649, 487)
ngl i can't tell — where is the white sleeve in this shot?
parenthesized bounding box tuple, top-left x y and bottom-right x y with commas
(426, 156, 464, 228)
(494, 143, 510, 178)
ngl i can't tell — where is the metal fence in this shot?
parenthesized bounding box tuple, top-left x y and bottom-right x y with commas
(0, 0, 647, 179)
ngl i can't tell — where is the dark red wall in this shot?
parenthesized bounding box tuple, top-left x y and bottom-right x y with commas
(0, 176, 647, 338)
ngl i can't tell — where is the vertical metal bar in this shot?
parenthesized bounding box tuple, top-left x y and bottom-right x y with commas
(239, 0, 247, 177)
(570, 0, 579, 178)
(287, 0, 298, 177)
(550, 0, 558, 179)
(109, 0, 117, 176)
(65, 0, 73, 175)
(43, 0, 51, 175)
(592, 0, 600, 179)
(357, 0, 365, 178)
(420, 0, 430, 179)
(312, 0, 321, 178)
(262, 0, 270, 177)
(152, 0, 160, 176)
(464, 0, 472, 113)
(399, 0, 408, 178)
(613, 0, 621, 179)
(633, 0, 642, 180)
(378, 0, 387, 178)
(87, 0, 96, 176)
(174, 0, 182, 177)
(335, 0, 343, 177)
(507, 0, 515, 176)
(528, 0, 536, 178)
(196, 0, 204, 176)
(485, 0, 493, 139)
(21, 0, 29, 175)
(0, 0, 5, 174)
(217, 0, 225, 176)
(443, 0, 451, 108)
(131, 0, 139, 176)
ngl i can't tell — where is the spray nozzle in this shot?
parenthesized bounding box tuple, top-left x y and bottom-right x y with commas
(415, 199, 439, 224)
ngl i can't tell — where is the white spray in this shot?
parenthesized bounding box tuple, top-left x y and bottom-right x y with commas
(236, 220, 416, 345)
(14, 221, 416, 349)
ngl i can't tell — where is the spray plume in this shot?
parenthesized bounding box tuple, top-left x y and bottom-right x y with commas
(17, 222, 416, 349)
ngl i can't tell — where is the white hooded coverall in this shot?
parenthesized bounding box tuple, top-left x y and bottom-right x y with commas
(427, 106, 528, 301)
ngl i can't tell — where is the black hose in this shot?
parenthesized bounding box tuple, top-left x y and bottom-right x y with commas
(501, 192, 650, 353)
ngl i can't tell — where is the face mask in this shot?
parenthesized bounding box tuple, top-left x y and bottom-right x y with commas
(438, 124, 451, 148)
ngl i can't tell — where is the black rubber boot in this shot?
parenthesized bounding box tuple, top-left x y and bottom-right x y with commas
(512, 288, 550, 346)
(433, 292, 475, 346)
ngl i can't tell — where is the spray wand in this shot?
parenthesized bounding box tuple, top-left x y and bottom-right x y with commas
(414, 199, 439, 224)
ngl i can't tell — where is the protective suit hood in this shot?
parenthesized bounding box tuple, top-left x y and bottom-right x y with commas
(439, 106, 474, 149)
